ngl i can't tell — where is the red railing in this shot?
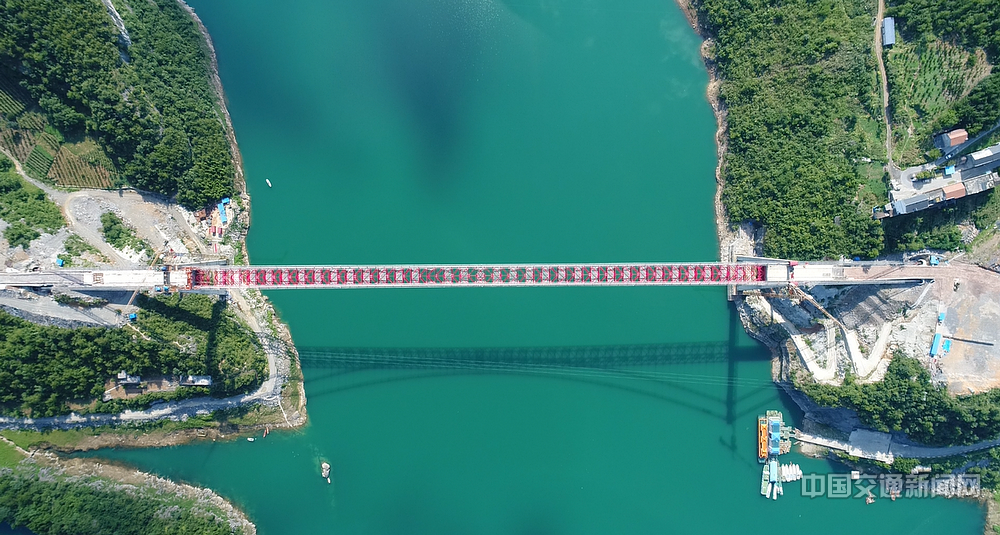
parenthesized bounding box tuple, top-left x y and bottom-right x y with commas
(185, 263, 771, 289)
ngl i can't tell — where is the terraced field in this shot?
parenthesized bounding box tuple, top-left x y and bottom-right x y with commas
(0, 76, 118, 189)
(0, 129, 35, 162)
(15, 112, 46, 132)
(48, 146, 112, 188)
(23, 145, 54, 180)
(0, 76, 31, 113)
(0, 89, 24, 118)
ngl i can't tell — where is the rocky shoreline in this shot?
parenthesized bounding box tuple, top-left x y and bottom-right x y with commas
(672, 0, 743, 264)
(675, 0, 860, 420)
(179, 0, 308, 432)
(2, 435, 256, 535)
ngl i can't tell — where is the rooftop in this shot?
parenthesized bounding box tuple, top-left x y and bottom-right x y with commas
(882, 17, 895, 47)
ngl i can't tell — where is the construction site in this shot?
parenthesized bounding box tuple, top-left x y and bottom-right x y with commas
(739, 257, 1000, 394)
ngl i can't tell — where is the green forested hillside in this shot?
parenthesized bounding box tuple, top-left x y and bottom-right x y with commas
(0, 0, 234, 208)
(877, 0, 1000, 248)
(888, 0, 1000, 141)
(0, 294, 265, 418)
(0, 156, 64, 248)
(0, 462, 242, 535)
(696, 0, 885, 259)
(802, 356, 1000, 447)
(887, 0, 1000, 59)
(936, 71, 1000, 138)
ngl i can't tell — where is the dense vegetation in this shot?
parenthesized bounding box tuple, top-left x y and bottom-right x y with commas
(134, 293, 267, 397)
(801, 355, 1000, 447)
(696, 0, 885, 259)
(0, 155, 63, 248)
(0, 294, 265, 417)
(0, 0, 234, 208)
(0, 462, 241, 535)
(935, 72, 1000, 138)
(100, 211, 151, 256)
(887, 0, 1000, 59)
(882, 211, 964, 251)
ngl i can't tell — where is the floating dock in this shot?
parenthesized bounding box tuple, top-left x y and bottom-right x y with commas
(757, 411, 795, 500)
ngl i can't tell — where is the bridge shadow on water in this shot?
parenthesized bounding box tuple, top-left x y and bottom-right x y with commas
(288, 304, 781, 462)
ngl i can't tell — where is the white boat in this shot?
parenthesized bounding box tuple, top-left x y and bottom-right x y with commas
(247, 437, 255, 442)
(266, 179, 272, 188)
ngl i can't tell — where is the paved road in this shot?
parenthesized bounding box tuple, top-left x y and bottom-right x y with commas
(0, 359, 284, 432)
(797, 429, 1000, 461)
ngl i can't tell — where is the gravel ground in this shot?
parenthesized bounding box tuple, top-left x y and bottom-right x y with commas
(63, 190, 214, 266)
(0, 289, 119, 327)
(761, 261, 1000, 392)
(934, 265, 1000, 393)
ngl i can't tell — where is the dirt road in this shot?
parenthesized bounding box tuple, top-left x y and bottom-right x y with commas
(873, 0, 894, 167)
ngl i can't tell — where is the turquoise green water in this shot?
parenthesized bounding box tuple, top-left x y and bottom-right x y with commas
(90, 0, 983, 532)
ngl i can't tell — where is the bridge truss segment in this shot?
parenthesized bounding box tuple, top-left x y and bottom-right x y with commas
(185, 263, 772, 289)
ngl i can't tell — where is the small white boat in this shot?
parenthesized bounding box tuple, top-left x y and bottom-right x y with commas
(247, 437, 255, 442)
(266, 179, 272, 188)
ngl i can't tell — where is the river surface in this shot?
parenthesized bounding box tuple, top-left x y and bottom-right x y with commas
(89, 0, 983, 532)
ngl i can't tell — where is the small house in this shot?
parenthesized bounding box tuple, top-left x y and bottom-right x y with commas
(963, 173, 996, 195)
(882, 17, 895, 47)
(116, 370, 141, 385)
(935, 129, 969, 150)
(180, 375, 213, 387)
(892, 192, 933, 215)
(970, 144, 999, 164)
(942, 183, 966, 200)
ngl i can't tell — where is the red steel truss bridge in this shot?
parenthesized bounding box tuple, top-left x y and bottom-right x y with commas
(186, 263, 775, 289)
(0, 260, 943, 291)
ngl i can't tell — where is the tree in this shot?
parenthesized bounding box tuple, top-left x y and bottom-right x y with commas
(4, 222, 39, 249)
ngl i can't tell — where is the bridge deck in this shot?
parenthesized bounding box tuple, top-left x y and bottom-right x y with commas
(0, 262, 945, 291)
(187, 263, 772, 289)
(791, 263, 940, 285)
